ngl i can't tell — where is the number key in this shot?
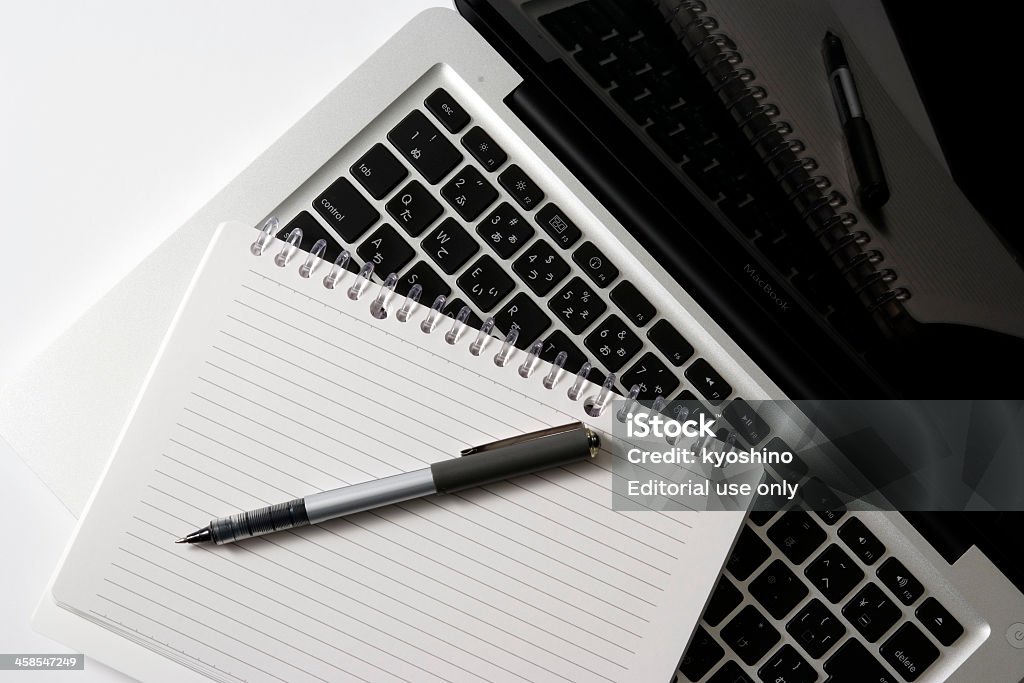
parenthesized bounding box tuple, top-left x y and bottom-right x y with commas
(512, 239, 570, 296)
(620, 353, 679, 399)
(441, 165, 498, 221)
(478, 202, 534, 258)
(388, 110, 462, 184)
(548, 276, 606, 334)
(350, 143, 408, 199)
(584, 314, 642, 373)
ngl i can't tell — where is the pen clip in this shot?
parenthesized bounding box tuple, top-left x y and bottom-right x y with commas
(460, 422, 585, 456)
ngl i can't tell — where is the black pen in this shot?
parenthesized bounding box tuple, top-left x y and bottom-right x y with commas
(177, 422, 599, 545)
(823, 30, 890, 210)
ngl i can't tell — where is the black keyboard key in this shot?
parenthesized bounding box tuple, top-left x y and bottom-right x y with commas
(705, 576, 743, 627)
(880, 623, 938, 681)
(647, 319, 694, 367)
(915, 597, 962, 646)
(757, 645, 817, 683)
(680, 626, 724, 682)
(685, 358, 732, 406)
(512, 239, 570, 296)
(313, 177, 380, 242)
(277, 211, 348, 266)
(386, 180, 443, 237)
(838, 517, 886, 566)
(461, 126, 506, 172)
(441, 298, 483, 330)
(876, 558, 924, 606)
(620, 352, 679, 399)
(478, 202, 534, 258)
(494, 293, 552, 349)
(536, 203, 582, 248)
(805, 544, 864, 604)
(388, 110, 462, 184)
(788, 598, 846, 658)
(356, 224, 415, 276)
(350, 143, 408, 200)
(456, 255, 515, 312)
(824, 638, 897, 683)
(768, 511, 826, 565)
(584, 314, 642, 373)
(709, 661, 753, 683)
(721, 605, 781, 666)
(843, 583, 901, 643)
(441, 165, 498, 221)
(765, 437, 808, 480)
(540, 330, 588, 374)
(722, 398, 771, 447)
(549, 276, 606, 334)
(572, 241, 619, 288)
(798, 477, 847, 526)
(498, 164, 544, 210)
(422, 217, 478, 275)
(396, 261, 450, 304)
(609, 280, 656, 327)
(750, 560, 809, 620)
(424, 88, 470, 133)
(749, 511, 777, 527)
(726, 526, 772, 581)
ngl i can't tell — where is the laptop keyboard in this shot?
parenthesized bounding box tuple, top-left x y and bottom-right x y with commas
(272, 86, 742, 411)
(680, 507, 965, 682)
(265, 56, 971, 683)
(537, 0, 880, 352)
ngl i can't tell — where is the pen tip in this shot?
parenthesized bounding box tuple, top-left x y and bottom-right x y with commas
(174, 537, 188, 543)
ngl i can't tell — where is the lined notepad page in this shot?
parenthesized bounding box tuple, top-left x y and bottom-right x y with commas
(52, 223, 744, 683)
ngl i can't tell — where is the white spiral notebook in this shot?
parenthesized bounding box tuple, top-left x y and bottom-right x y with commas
(37, 221, 746, 683)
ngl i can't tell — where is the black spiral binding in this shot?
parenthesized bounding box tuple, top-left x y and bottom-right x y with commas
(657, 0, 909, 321)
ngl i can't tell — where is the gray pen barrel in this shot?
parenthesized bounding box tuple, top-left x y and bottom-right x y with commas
(431, 424, 595, 494)
(209, 498, 310, 544)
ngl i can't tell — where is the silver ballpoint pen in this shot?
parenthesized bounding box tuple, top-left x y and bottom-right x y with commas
(176, 422, 599, 545)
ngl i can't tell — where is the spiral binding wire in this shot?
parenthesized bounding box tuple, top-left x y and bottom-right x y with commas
(250, 220, 619, 415)
(659, 0, 910, 317)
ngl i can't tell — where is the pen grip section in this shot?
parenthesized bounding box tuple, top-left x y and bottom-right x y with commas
(432, 425, 594, 494)
(210, 498, 309, 544)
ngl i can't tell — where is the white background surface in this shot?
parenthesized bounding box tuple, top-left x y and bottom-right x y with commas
(0, 0, 929, 679)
